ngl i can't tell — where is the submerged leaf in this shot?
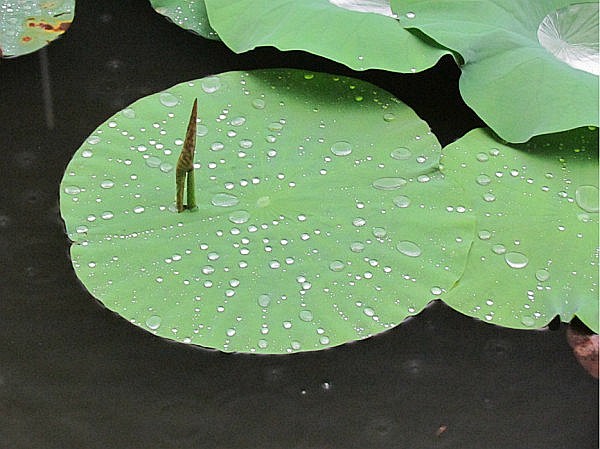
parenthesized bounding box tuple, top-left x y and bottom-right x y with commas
(60, 69, 474, 353)
(204, 0, 449, 73)
(391, 0, 599, 142)
(149, 0, 218, 40)
(0, 0, 74, 58)
(440, 127, 599, 332)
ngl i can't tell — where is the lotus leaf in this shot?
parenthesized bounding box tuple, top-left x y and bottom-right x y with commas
(0, 0, 74, 58)
(203, 0, 449, 73)
(440, 127, 599, 332)
(60, 69, 475, 353)
(391, 0, 599, 142)
(149, 0, 218, 40)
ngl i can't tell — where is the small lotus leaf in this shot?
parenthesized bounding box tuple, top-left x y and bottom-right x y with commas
(440, 127, 599, 332)
(203, 0, 449, 73)
(391, 0, 599, 142)
(149, 0, 218, 40)
(60, 69, 474, 353)
(0, 0, 74, 58)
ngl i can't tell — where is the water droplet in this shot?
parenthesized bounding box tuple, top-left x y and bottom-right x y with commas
(268, 122, 284, 132)
(228, 210, 250, 224)
(81, 149, 93, 158)
(352, 217, 366, 227)
(299, 310, 314, 322)
(226, 328, 236, 337)
(101, 211, 114, 220)
(372, 177, 407, 190)
(230, 116, 246, 127)
(363, 307, 375, 317)
(258, 339, 268, 349)
(396, 241, 422, 257)
(383, 112, 395, 122)
(159, 92, 179, 107)
(201, 76, 221, 93)
(143, 314, 163, 331)
(476, 152, 489, 162)
(329, 260, 345, 272)
(393, 195, 411, 208)
(159, 162, 173, 173)
(483, 192, 496, 202)
(330, 141, 352, 156)
(319, 336, 330, 345)
(100, 180, 115, 189)
(210, 141, 224, 152)
(64, 186, 81, 195)
(575, 185, 599, 212)
(133, 206, 145, 214)
(367, 230, 385, 242)
(196, 124, 209, 137)
(504, 251, 529, 269)
(350, 242, 365, 252)
(211, 193, 239, 207)
(121, 108, 136, 119)
(145, 156, 162, 168)
(478, 230, 492, 240)
(252, 98, 266, 109)
(390, 147, 411, 160)
(476, 174, 491, 186)
(258, 294, 271, 308)
(521, 315, 535, 327)
(492, 244, 506, 255)
(430, 286, 443, 296)
(535, 269, 550, 282)
(405, 11, 415, 19)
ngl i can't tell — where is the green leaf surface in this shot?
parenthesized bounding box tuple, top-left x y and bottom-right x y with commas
(0, 0, 74, 58)
(148, 0, 218, 40)
(204, 0, 449, 73)
(391, 0, 599, 142)
(441, 127, 599, 332)
(60, 69, 474, 353)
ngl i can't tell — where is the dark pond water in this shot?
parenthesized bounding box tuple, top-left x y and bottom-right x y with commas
(1, 1, 597, 448)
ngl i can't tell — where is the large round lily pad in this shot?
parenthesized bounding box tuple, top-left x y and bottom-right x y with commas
(149, 0, 218, 40)
(60, 69, 474, 353)
(204, 0, 449, 73)
(441, 127, 599, 332)
(391, 0, 599, 142)
(0, 0, 74, 58)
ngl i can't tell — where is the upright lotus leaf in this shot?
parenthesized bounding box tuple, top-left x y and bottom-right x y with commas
(60, 69, 475, 353)
(149, 0, 218, 40)
(440, 127, 599, 332)
(203, 0, 450, 73)
(0, 0, 74, 58)
(391, 0, 599, 142)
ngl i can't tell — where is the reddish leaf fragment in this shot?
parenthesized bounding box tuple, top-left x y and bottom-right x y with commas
(567, 325, 599, 379)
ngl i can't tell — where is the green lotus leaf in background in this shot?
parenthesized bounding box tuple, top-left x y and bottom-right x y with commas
(149, 0, 218, 40)
(60, 69, 475, 353)
(440, 127, 599, 332)
(203, 0, 450, 73)
(391, 0, 599, 143)
(0, 0, 74, 58)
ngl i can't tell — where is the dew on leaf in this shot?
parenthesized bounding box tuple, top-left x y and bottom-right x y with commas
(396, 241, 422, 257)
(211, 193, 240, 207)
(330, 140, 352, 156)
(390, 147, 411, 160)
(372, 177, 407, 190)
(575, 185, 599, 213)
(159, 92, 179, 107)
